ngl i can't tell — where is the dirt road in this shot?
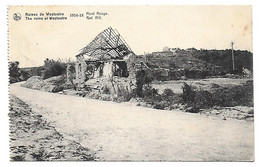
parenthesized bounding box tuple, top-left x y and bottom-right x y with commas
(10, 82, 254, 161)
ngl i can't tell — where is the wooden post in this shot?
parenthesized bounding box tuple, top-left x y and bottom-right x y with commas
(231, 42, 235, 71)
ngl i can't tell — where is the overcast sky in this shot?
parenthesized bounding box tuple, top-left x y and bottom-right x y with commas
(9, 5, 252, 67)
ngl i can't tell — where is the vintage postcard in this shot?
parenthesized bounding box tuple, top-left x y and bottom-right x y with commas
(8, 5, 253, 161)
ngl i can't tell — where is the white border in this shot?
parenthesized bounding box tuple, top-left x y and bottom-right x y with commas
(1, 1, 259, 167)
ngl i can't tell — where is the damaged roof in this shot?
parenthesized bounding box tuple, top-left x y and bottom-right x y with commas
(77, 27, 134, 60)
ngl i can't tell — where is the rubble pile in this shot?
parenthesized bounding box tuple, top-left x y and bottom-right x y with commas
(83, 76, 136, 95)
(60, 76, 137, 102)
(21, 76, 44, 89)
(9, 95, 95, 161)
(21, 75, 70, 93)
(200, 106, 254, 121)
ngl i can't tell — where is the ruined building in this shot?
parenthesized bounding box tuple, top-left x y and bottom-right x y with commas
(67, 27, 138, 83)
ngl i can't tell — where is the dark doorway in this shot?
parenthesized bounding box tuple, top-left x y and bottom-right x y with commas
(112, 61, 129, 77)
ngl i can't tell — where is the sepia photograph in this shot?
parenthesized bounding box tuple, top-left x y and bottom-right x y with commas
(7, 5, 254, 162)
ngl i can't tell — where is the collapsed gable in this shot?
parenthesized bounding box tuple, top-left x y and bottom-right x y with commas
(72, 27, 137, 82)
(77, 27, 134, 60)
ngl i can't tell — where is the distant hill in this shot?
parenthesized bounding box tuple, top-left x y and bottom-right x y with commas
(138, 48, 253, 74)
(192, 48, 253, 73)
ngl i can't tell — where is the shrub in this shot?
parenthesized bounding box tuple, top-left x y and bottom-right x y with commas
(142, 84, 158, 98)
(20, 70, 30, 81)
(181, 82, 195, 104)
(42, 59, 66, 79)
(181, 83, 220, 108)
(161, 88, 181, 104)
(140, 87, 181, 110)
(102, 85, 111, 94)
(136, 69, 154, 97)
(181, 81, 253, 109)
(188, 69, 210, 79)
(9, 61, 21, 83)
(152, 69, 168, 81)
(212, 80, 253, 107)
(162, 88, 175, 97)
(116, 85, 136, 102)
(153, 101, 170, 110)
(181, 82, 215, 108)
(193, 90, 214, 108)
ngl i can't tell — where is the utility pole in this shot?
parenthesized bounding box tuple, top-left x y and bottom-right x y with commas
(231, 42, 235, 71)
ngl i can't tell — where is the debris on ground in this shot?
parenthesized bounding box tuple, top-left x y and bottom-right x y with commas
(200, 106, 254, 121)
(9, 95, 95, 161)
(21, 75, 71, 93)
(21, 75, 254, 122)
